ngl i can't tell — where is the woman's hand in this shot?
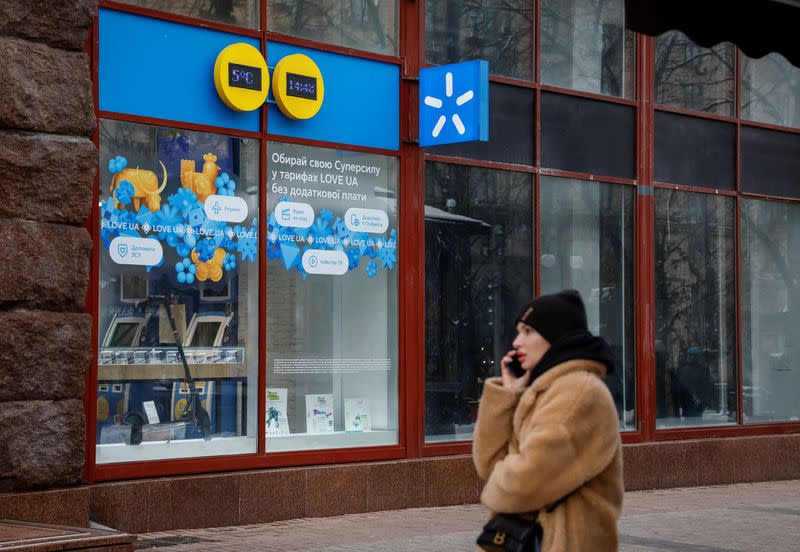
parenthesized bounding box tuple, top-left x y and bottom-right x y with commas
(500, 350, 531, 391)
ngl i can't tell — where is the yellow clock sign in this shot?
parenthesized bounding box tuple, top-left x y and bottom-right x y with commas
(272, 54, 325, 120)
(213, 43, 269, 112)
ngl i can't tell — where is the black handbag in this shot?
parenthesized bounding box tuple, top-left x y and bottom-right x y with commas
(476, 513, 542, 552)
(476, 489, 573, 552)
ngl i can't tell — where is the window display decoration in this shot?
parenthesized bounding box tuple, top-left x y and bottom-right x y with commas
(100, 154, 258, 283)
(266, 199, 397, 279)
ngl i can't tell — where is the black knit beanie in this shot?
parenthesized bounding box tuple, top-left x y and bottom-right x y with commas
(515, 289, 588, 344)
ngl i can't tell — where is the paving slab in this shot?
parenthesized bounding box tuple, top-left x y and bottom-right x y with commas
(134, 480, 800, 551)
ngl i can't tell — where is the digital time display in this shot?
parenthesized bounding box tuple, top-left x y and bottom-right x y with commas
(228, 63, 262, 91)
(286, 73, 317, 100)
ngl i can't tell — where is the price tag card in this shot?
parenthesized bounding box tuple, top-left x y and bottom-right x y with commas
(143, 401, 160, 425)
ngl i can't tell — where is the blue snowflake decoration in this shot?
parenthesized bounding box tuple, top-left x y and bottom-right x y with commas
(169, 188, 199, 216)
(108, 155, 127, 174)
(155, 204, 182, 241)
(175, 257, 196, 284)
(309, 215, 334, 250)
(237, 219, 258, 262)
(378, 242, 396, 270)
(114, 180, 134, 206)
(196, 237, 217, 262)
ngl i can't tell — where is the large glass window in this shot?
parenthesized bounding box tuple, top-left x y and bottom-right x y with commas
(741, 199, 800, 423)
(425, 0, 534, 81)
(96, 120, 260, 463)
(741, 53, 800, 129)
(539, 177, 635, 430)
(118, 0, 259, 28)
(655, 31, 735, 116)
(265, 142, 399, 451)
(654, 190, 737, 428)
(540, 0, 634, 99)
(425, 163, 533, 442)
(268, 0, 398, 56)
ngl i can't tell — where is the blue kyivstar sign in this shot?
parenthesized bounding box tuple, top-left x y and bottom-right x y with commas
(419, 60, 489, 147)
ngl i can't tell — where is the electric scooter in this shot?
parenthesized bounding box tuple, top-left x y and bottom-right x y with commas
(120, 294, 212, 444)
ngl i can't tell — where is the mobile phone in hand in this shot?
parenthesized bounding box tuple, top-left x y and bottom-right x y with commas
(508, 351, 525, 378)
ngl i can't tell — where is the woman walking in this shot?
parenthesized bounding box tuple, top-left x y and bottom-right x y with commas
(474, 290, 623, 551)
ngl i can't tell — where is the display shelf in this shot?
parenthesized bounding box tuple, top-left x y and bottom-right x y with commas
(265, 430, 398, 452)
(98, 363, 247, 381)
(97, 346, 247, 380)
(96, 435, 257, 464)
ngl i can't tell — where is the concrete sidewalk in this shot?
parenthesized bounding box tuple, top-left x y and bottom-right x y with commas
(135, 480, 800, 551)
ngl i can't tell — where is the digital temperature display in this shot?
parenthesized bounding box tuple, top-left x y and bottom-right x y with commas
(228, 63, 262, 91)
(286, 73, 317, 100)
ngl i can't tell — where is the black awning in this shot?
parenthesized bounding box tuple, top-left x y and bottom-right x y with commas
(626, 0, 800, 66)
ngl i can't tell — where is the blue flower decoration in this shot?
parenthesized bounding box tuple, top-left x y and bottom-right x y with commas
(223, 253, 237, 272)
(214, 172, 236, 197)
(175, 257, 197, 284)
(107, 155, 127, 174)
(114, 180, 134, 206)
(366, 261, 378, 278)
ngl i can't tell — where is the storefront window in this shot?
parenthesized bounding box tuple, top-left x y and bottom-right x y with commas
(539, 177, 635, 430)
(655, 31, 735, 116)
(265, 142, 399, 451)
(655, 190, 737, 428)
(117, 0, 259, 28)
(268, 0, 398, 56)
(425, 163, 533, 442)
(425, 0, 534, 81)
(741, 199, 800, 423)
(96, 120, 260, 463)
(541, 0, 634, 99)
(741, 53, 800, 129)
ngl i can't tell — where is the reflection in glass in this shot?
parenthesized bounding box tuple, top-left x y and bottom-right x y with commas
(541, 0, 634, 99)
(265, 142, 399, 452)
(268, 0, 398, 56)
(117, 0, 259, 28)
(741, 53, 800, 128)
(539, 177, 635, 429)
(96, 120, 260, 463)
(425, 163, 533, 442)
(655, 190, 737, 427)
(425, 0, 534, 81)
(655, 31, 735, 115)
(741, 199, 800, 423)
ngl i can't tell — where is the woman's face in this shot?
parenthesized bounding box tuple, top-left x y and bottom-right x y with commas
(512, 322, 551, 371)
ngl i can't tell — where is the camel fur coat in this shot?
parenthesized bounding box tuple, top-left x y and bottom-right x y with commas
(473, 359, 623, 552)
